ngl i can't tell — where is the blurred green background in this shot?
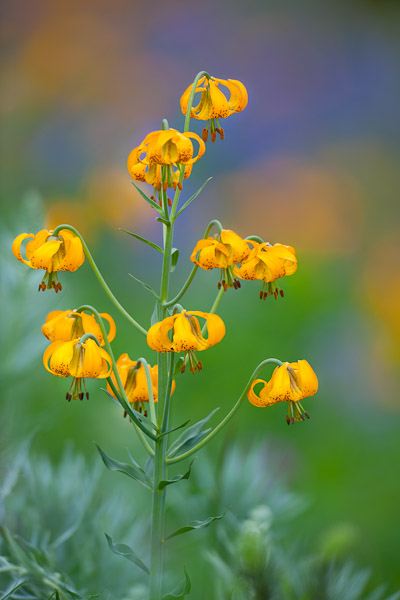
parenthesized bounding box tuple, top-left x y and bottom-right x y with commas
(1, 0, 400, 595)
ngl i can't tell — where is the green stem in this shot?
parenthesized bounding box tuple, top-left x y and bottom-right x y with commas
(183, 70, 210, 133)
(76, 304, 156, 444)
(54, 225, 147, 337)
(163, 219, 223, 308)
(167, 358, 284, 464)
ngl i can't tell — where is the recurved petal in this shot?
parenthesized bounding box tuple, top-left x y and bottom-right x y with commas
(220, 230, 251, 264)
(45, 340, 75, 377)
(183, 132, 206, 164)
(25, 230, 51, 258)
(269, 364, 301, 403)
(147, 316, 176, 352)
(189, 311, 226, 348)
(79, 312, 103, 344)
(81, 339, 103, 377)
(172, 313, 206, 351)
(248, 379, 271, 407)
(293, 360, 318, 397)
(97, 347, 113, 378)
(224, 78, 248, 114)
(29, 240, 62, 271)
(99, 312, 116, 343)
(42, 310, 73, 341)
(12, 233, 34, 266)
(207, 80, 230, 118)
(59, 231, 85, 271)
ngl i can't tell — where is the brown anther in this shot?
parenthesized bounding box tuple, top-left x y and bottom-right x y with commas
(300, 415, 305, 421)
(219, 128, 225, 140)
(197, 361, 203, 371)
(259, 290, 263, 300)
(163, 182, 168, 192)
(274, 290, 278, 300)
(263, 292, 268, 300)
(123, 410, 127, 418)
(286, 415, 291, 425)
(202, 128, 209, 142)
(180, 364, 186, 374)
(150, 195, 155, 201)
(280, 289, 284, 298)
(138, 406, 143, 413)
(189, 365, 196, 374)
(178, 182, 183, 190)
(237, 280, 241, 288)
(172, 183, 177, 191)
(211, 131, 217, 143)
(66, 392, 72, 401)
(58, 282, 62, 292)
(291, 417, 295, 425)
(305, 412, 310, 419)
(217, 281, 222, 289)
(223, 282, 228, 292)
(167, 197, 172, 207)
(144, 410, 148, 417)
(86, 392, 89, 400)
(79, 392, 84, 401)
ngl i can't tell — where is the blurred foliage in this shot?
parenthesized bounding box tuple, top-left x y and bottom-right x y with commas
(1, 442, 399, 599)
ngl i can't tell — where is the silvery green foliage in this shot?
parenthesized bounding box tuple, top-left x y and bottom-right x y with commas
(0, 443, 148, 599)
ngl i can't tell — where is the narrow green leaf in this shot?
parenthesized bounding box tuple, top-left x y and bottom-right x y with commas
(105, 533, 150, 575)
(95, 444, 152, 490)
(131, 181, 163, 214)
(120, 228, 163, 254)
(1, 580, 27, 600)
(101, 387, 121, 407)
(102, 388, 158, 434)
(167, 408, 220, 457)
(165, 512, 226, 541)
(157, 420, 190, 440)
(170, 248, 179, 272)
(129, 273, 160, 299)
(159, 460, 194, 491)
(162, 567, 191, 599)
(175, 177, 212, 219)
(156, 216, 171, 226)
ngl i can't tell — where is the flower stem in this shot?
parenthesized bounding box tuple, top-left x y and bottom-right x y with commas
(53, 225, 147, 337)
(167, 358, 284, 464)
(183, 70, 210, 133)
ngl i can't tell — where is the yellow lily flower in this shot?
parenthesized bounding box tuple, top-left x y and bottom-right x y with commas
(127, 152, 192, 198)
(248, 360, 318, 424)
(129, 128, 205, 169)
(190, 229, 254, 290)
(180, 76, 248, 142)
(234, 242, 297, 300)
(43, 337, 112, 400)
(42, 309, 116, 346)
(107, 353, 176, 416)
(12, 228, 85, 292)
(147, 310, 225, 373)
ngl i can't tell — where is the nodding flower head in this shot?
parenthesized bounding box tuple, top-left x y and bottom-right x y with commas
(12, 228, 85, 292)
(43, 337, 112, 401)
(190, 229, 255, 291)
(42, 309, 116, 346)
(127, 153, 192, 200)
(248, 360, 318, 424)
(180, 76, 248, 142)
(147, 310, 225, 373)
(234, 242, 297, 300)
(107, 353, 176, 417)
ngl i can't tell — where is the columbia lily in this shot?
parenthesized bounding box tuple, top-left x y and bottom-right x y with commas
(248, 360, 318, 424)
(42, 309, 116, 346)
(127, 152, 192, 200)
(190, 229, 254, 290)
(108, 353, 176, 416)
(180, 76, 248, 142)
(234, 242, 297, 299)
(129, 128, 205, 169)
(147, 310, 225, 373)
(43, 337, 113, 400)
(12, 228, 85, 292)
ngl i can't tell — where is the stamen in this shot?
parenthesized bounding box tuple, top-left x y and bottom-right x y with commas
(167, 197, 172, 207)
(211, 131, 217, 143)
(280, 289, 284, 297)
(178, 182, 183, 190)
(219, 128, 225, 140)
(259, 290, 263, 300)
(202, 128, 209, 142)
